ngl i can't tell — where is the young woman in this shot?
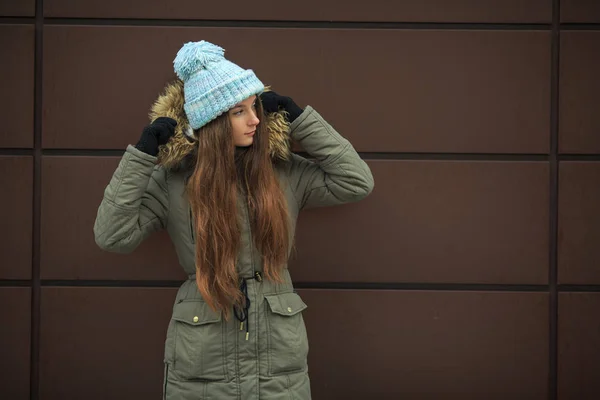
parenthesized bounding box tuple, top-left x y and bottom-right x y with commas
(94, 40, 374, 400)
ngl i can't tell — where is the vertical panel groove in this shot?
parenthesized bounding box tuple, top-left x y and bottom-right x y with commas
(549, 0, 560, 399)
(39, 18, 552, 29)
(31, 0, 43, 399)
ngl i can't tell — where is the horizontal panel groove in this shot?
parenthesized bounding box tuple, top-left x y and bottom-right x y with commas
(355, 152, 549, 161)
(0, 17, 35, 24)
(294, 282, 549, 291)
(32, 280, 552, 291)
(6, 20, 592, 29)
(34, 150, 600, 161)
(307, 152, 552, 161)
(41, 280, 184, 287)
(0, 280, 32, 286)
(39, 149, 553, 161)
(0, 149, 34, 155)
(560, 23, 600, 30)
(0, 280, 590, 291)
(42, 18, 552, 30)
(41, 149, 125, 156)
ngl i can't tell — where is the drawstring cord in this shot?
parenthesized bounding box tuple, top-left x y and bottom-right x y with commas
(233, 271, 263, 340)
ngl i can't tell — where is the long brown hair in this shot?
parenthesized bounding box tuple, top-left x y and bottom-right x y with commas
(185, 99, 290, 318)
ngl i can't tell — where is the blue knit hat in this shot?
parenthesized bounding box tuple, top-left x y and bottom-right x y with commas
(173, 40, 264, 132)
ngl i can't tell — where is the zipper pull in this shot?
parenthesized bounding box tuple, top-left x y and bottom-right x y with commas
(254, 271, 263, 282)
(189, 208, 195, 243)
(240, 322, 244, 331)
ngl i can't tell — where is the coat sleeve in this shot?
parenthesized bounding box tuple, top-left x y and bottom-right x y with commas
(93, 145, 169, 253)
(286, 106, 374, 210)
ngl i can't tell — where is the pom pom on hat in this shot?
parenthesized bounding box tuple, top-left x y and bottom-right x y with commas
(173, 41, 225, 81)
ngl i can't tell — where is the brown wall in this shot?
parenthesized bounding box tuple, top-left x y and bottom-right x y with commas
(1, 0, 599, 399)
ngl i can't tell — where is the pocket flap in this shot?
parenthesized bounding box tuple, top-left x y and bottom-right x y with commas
(265, 292, 307, 317)
(172, 300, 221, 326)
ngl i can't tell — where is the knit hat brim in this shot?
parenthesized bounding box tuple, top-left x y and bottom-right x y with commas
(184, 69, 264, 131)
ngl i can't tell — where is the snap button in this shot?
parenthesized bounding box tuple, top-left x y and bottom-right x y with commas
(193, 316, 199, 323)
(287, 307, 292, 313)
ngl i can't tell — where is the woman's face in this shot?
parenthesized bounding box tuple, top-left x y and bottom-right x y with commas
(228, 95, 260, 147)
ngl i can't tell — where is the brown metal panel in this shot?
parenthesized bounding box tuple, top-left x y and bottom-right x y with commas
(40, 156, 186, 280)
(558, 162, 600, 284)
(0, 156, 33, 279)
(44, 0, 550, 22)
(43, 26, 550, 153)
(39, 287, 176, 400)
(297, 289, 548, 399)
(0, 25, 34, 148)
(561, 0, 600, 23)
(559, 32, 600, 154)
(0, 288, 31, 400)
(0, 0, 34, 16)
(290, 160, 549, 284)
(42, 26, 175, 150)
(558, 292, 600, 400)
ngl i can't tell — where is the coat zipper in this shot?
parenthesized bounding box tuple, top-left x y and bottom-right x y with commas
(243, 196, 256, 343)
(189, 206, 195, 243)
(243, 197, 256, 280)
(242, 195, 261, 397)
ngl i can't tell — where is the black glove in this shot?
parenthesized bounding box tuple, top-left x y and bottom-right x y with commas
(259, 91, 303, 123)
(135, 117, 177, 156)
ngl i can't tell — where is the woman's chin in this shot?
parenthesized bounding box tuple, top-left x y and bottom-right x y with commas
(235, 140, 254, 148)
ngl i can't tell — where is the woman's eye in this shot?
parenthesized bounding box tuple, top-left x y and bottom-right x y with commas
(233, 110, 243, 115)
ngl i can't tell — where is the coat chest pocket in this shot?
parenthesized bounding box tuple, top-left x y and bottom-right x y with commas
(171, 300, 226, 381)
(264, 292, 309, 376)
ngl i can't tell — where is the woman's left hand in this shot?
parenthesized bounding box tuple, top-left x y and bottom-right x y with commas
(259, 90, 303, 123)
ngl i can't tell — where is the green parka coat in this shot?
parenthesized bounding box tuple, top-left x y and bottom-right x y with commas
(93, 81, 374, 399)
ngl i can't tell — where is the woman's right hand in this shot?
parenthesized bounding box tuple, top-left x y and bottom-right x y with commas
(134, 117, 177, 156)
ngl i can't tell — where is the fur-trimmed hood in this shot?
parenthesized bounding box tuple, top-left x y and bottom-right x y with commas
(147, 80, 292, 170)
